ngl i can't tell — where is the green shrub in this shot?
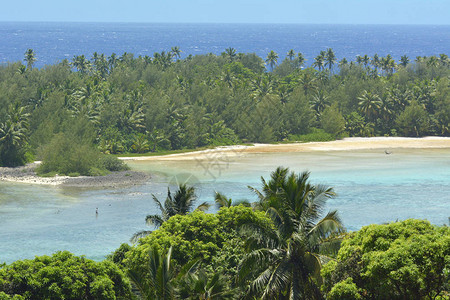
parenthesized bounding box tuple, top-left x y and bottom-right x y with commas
(322, 220, 450, 299)
(328, 278, 361, 300)
(37, 133, 100, 176)
(36, 135, 128, 177)
(289, 128, 335, 142)
(0, 251, 133, 300)
(98, 155, 129, 172)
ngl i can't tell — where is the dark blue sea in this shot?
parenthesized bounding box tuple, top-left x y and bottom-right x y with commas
(1, 22, 449, 68)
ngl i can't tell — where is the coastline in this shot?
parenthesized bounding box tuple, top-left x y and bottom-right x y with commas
(0, 163, 151, 187)
(1, 137, 449, 185)
(122, 136, 450, 161)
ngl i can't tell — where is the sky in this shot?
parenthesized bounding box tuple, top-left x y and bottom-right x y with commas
(1, 0, 449, 25)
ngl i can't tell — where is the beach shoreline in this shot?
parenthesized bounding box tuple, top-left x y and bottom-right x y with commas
(1, 137, 449, 185)
(122, 136, 450, 161)
(0, 163, 150, 187)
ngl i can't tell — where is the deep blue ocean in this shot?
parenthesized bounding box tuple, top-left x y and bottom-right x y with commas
(1, 22, 449, 68)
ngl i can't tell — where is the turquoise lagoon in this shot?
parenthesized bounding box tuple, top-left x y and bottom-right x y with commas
(1, 148, 449, 264)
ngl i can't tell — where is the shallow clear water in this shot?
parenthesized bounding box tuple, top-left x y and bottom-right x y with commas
(1, 149, 449, 264)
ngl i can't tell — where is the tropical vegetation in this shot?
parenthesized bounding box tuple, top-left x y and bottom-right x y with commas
(0, 48, 449, 167)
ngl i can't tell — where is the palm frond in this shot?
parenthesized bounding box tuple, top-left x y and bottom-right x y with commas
(130, 230, 153, 244)
(195, 201, 211, 212)
(214, 191, 232, 208)
(145, 214, 164, 228)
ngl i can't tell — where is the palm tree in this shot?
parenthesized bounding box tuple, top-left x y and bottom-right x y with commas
(356, 55, 363, 65)
(177, 270, 234, 299)
(358, 90, 382, 121)
(0, 103, 30, 167)
(313, 51, 325, 71)
(266, 50, 279, 71)
(214, 191, 250, 209)
(310, 90, 330, 119)
(24, 49, 36, 70)
(127, 246, 175, 300)
(108, 53, 118, 71)
(251, 74, 274, 101)
(287, 49, 296, 61)
(296, 52, 306, 69)
(71, 55, 91, 74)
(298, 71, 317, 96)
(171, 46, 182, 60)
(371, 53, 381, 69)
(426, 56, 439, 68)
(128, 246, 197, 300)
(399, 55, 409, 67)
(131, 184, 210, 242)
(438, 54, 449, 66)
(362, 54, 370, 68)
(224, 47, 237, 62)
(381, 54, 396, 75)
(338, 58, 348, 69)
(324, 48, 336, 70)
(239, 167, 344, 299)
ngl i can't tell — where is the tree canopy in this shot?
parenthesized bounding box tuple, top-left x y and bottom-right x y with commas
(1, 49, 448, 167)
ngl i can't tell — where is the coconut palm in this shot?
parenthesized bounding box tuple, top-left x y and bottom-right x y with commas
(127, 246, 175, 300)
(371, 54, 381, 69)
(239, 167, 344, 299)
(399, 55, 409, 67)
(131, 184, 210, 242)
(356, 55, 363, 65)
(108, 53, 118, 71)
(296, 52, 306, 69)
(266, 50, 279, 71)
(0, 103, 30, 167)
(439, 54, 449, 66)
(426, 56, 439, 68)
(310, 90, 330, 119)
(313, 51, 325, 71)
(128, 246, 198, 300)
(224, 47, 237, 62)
(358, 90, 382, 121)
(177, 270, 235, 300)
(324, 48, 336, 70)
(24, 49, 36, 70)
(71, 55, 91, 74)
(171, 46, 182, 60)
(298, 71, 317, 96)
(338, 58, 348, 68)
(214, 191, 250, 209)
(287, 49, 296, 61)
(381, 54, 396, 75)
(362, 54, 370, 68)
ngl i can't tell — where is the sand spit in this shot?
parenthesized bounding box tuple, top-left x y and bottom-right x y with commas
(121, 137, 450, 161)
(0, 163, 150, 187)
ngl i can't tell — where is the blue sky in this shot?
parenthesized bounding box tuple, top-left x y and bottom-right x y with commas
(1, 0, 449, 24)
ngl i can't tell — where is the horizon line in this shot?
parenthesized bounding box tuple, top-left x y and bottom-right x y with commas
(0, 21, 449, 26)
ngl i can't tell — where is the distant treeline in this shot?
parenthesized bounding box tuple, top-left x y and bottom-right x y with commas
(0, 48, 449, 166)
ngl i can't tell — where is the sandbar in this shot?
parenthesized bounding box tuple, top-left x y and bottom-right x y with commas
(123, 137, 450, 161)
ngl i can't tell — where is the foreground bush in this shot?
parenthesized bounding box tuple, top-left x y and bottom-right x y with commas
(0, 251, 133, 300)
(321, 219, 450, 299)
(123, 205, 273, 297)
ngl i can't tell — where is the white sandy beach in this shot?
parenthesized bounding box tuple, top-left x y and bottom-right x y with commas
(124, 137, 450, 161)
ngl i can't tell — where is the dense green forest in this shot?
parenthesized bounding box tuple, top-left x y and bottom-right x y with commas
(1, 167, 449, 299)
(0, 48, 449, 168)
